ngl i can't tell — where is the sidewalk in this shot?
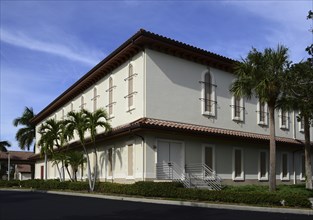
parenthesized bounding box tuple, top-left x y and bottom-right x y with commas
(2, 188, 313, 216)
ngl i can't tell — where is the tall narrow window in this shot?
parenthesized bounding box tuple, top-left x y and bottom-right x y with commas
(108, 148, 113, 177)
(257, 101, 268, 126)
(204, 73, 212, 112)
(70, 102, 74, 112)
(281, 153, 289, 180)
(300, 155, 305, 181)
(61, 108, 65, 120)
(299, 116, 304, 132)
(203, 146, 214, 170)
(233, 148, 244, 180)
(128, 64, 134, 108)
(232, 96, 244, 122)
(109, 77, 114, 116)
(280, 110, 289, 129)
(92, 87, 98, 112)
(127, 144, 134, 177)
(80, 96, 85, 110)
(258, 151, 268, 180)
(201, 69, 216, 117)
(124, 63, 137, 111)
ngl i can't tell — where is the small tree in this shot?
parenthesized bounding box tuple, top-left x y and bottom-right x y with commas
(66, 151, 86, 182)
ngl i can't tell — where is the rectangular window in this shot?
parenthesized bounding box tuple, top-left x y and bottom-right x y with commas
(300, 155, 305, 181)
(127, 144, 134, 177)
(281, 153, 289, 180)
(92, 87, 98, 112)
(80, 96, 85, 110)
(204, 147, 213, 169)
(257, 101, 268, 126)
(108, 148, 113, 177)
(109, 77, 113, 116)
(233, 148, 244, 180)
(258, 151, 268, 180)
(280, 110, 289, 129)
(232, 96, 244, 122)
(299, 117, 304, 132)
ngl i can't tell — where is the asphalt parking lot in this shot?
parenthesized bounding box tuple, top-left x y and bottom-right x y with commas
(0, 190, 312, 220)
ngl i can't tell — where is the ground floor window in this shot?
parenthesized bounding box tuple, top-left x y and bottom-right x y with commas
(258, 151, 268, 181)
(127, 144, 134, 177)
(203, 145, 214, 170)
(300, 154, 305, 181)
(233, 148, 244, 181)
(281, 153, 289, 180)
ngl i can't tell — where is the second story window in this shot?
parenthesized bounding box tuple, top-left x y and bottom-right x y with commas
(257, 101, 268, 126)
(200, 69, 216, 117)
(299, 115, 304, 132)
(280, 110, 289, 130)
(80, 95, 86, 110)
(231, 96, 244, 122)
(106, 76, 116, 118)
(124, 63, 137, 111)
(91, 87, 99, 112)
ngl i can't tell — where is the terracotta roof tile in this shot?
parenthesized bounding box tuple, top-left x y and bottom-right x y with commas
(137, 118, 304, 145)
(0, 151, 35, 161)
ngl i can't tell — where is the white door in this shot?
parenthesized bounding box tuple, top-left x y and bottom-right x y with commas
(157, 140, 184, 179)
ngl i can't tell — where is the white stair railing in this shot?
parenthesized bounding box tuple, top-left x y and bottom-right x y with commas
(156, 161, 191, 188)
(185, 163, 222, 190)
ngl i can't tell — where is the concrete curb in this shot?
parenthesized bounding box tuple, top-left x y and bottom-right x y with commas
(2, 188, 313, 216)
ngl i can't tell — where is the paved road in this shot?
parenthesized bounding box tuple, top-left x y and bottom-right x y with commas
(0, 191, 311, 220)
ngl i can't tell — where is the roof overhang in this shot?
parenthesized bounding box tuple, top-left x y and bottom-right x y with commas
(31, 29, 236, 125)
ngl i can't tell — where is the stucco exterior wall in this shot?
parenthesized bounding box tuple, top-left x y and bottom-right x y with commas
(145, 49, 311, 141)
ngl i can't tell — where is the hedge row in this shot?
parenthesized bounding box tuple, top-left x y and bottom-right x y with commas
(0, 180, 311, 208)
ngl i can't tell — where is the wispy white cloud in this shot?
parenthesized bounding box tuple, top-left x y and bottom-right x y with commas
(1, 28, 104, 66)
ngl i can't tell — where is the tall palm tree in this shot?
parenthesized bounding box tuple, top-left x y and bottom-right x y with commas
(13, 107, 36, 151)
(279, 61, 313, 189)
(83, 108, 111, 190)
(0, 141, 11, 152)
(38, 119, 68, 181)
(230, 45, 290, 192)
(65, 110, 92, 189)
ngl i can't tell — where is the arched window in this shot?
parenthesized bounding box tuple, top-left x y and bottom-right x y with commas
(201, 69, 216, 117)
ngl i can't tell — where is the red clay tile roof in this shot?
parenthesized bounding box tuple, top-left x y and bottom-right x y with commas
(129, 118, 305, 146)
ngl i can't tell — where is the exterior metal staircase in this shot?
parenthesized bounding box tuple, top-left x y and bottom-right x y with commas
(156, 162, 222, 190)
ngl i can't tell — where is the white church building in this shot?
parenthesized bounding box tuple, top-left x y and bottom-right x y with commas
(31, 29, 313, 187)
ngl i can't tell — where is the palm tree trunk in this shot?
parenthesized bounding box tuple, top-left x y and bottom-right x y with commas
(304, 115, 312, 189)
(65, 164, 73, 182)
(81, 143, 93, 191)
(91, 145, 98, 191)
(269, 105, 276, 192)
(55, 163, 62, 181)
(61, 160, 66, 182)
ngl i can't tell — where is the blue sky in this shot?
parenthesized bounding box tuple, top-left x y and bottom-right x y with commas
(0, 0, 312, 151)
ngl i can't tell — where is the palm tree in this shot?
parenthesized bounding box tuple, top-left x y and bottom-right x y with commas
(0, 141, 11, 152)
(230, 45, 290, 192)
(65, 151, 86, 182)
(38, 119, 68, 181)
(65, 110, 92, 189)
(13, 107, 36, 151)
(279, 61, 313, 189)
(83, 108, 111, 190)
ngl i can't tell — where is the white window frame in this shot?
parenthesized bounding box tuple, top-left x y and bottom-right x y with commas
(201, 69, 216, 117)
(257, 101, 268, 126)
(91, 86, 99, 113)
(279, 110, 289, 130)
(231, 96, 244, 122)
(258, 150, 268, 181)
(202, 144, 215, 171)
(80, 95, 86, 110)
(280, 152, 290, 181)
(232, 147, 244, 181)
